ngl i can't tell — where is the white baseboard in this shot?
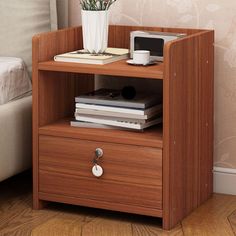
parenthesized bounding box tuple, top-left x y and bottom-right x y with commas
(213, 167, 236, 195)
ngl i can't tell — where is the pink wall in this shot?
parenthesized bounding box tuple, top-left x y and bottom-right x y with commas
(69, 0, 236, 170)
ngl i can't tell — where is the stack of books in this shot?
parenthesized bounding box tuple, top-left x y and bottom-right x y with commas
(71, 88, 163, 130)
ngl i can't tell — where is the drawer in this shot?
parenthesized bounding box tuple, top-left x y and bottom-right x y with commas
(39, 135, 163, 187)
(39, 170, 162, 209)
(39, 135, 162, 209)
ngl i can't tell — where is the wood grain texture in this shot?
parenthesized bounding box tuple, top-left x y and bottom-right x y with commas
(34, 27, 82, 63)
(32, 30, 40, 210)
(1, 174, 236, 236)
(198, 32, 214, 203)
(39, 135, 162, 186)
(38, 192, 163, 218)
(32, 27, 94, 208)
(38, 134, 163, 218)
(38, 72, 74, 126)
(39, 170, 162, 212)
(33, 25, 214, 230)
(228, 210, 236, 235)
(162, 31, 214, 229)
(37, 25, 206, 80)
(181, 194, 236, 236)
(38, 72, 93, 127)
(132, 224, 183, 236)
(0, 173, 59, 236)
(82, 218, 133, 236)
(38, 60, 164, 80)
(31, 214, 84, 236)
(39, 119, 163, 148)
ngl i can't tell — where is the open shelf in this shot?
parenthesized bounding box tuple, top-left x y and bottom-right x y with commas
(38, 60, 164, 80)
(39, 118, 163, 148)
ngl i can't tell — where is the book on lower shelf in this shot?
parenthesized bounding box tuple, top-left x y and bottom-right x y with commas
(74, 114, 153, 124)
(73, 116, 162, 130)
(54, 48, 129, 65)
(71, 88, 163, 131)
(71, 120, 116, 130)
(75, 103, 162, 116)
(76, 88, 161, 109)
(70, 120, 138, 131)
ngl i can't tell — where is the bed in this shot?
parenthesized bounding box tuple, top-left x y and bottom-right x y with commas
(0, 0, 60, 182)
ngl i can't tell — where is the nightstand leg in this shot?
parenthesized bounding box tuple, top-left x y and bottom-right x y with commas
(33, 199, 47, 210)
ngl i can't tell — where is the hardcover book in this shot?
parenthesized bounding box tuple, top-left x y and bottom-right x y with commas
(75, 114, 149, 124)
(76, 88, 161, 109)
(70, 121, 142, 131)
(75, 103, 163, 116)
(54, 48, 129, 65)
(70, 120, 114, 129)
(75, 108, 162, 120)
(75, 116, 162, 130)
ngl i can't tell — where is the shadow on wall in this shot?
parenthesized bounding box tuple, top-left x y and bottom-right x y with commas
(57, 0, 69, 28)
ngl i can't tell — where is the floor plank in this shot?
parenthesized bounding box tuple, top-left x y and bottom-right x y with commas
(0, 172, 236, 236)
(82, 218, 133, 236)
(132, 223, 183, 236)
(181, 194, 236, 236)
(31, 214, 84, 236)
(228, 210, 236, 235)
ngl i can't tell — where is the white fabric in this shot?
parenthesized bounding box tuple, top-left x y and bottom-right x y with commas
(0, 0, 61, 182)
(0, 0, 58, 74)
(0, 0, 57, 181)
(0, 96, 32, 182)
(0, 57, 32, 105)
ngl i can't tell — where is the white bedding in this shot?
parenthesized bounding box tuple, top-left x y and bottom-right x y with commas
(0, 57, 32, 105)
(0, 96, 32, 182)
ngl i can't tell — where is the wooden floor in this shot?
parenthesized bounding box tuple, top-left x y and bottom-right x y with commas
(0, 172, 236, 236)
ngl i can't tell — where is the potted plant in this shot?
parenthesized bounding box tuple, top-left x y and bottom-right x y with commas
(80, 0, 117, 54)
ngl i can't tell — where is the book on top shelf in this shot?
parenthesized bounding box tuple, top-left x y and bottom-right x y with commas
(75, 88, 161, 109)
(54, 48, 129, 65)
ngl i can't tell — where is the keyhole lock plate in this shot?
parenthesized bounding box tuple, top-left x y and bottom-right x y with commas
(95, 148, 103, 159)
(92, 148, 104, 178)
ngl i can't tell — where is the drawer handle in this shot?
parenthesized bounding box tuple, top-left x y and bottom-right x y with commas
(92, 148, 104, 178)
(92, 164, 103, 178)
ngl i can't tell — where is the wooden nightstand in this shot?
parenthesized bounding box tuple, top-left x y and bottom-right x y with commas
(32, 25, 214, 230)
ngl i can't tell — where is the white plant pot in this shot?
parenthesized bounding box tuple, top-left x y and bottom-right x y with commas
(81, 10, 109, 54)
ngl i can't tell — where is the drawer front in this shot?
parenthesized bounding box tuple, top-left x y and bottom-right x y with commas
(39, 135, 162, 209)
(39, 170, 162, 209)
(39, 135, 162, 187)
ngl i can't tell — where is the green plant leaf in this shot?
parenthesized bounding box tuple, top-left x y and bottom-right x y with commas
(80, 0, 117, 10)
